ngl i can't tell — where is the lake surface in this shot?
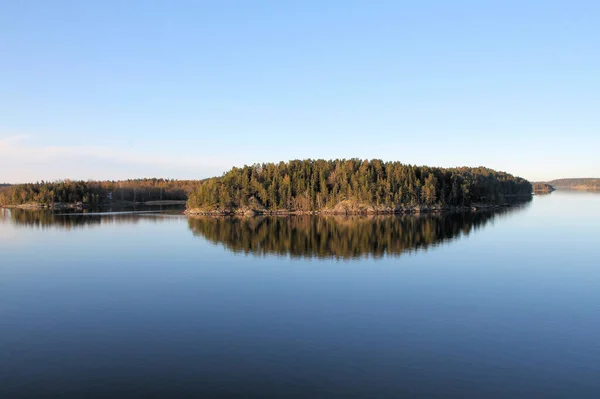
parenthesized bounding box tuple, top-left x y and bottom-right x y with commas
(1, 191, 600, 398)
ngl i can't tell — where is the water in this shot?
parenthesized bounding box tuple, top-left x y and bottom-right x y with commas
(1, 191, 599, 398)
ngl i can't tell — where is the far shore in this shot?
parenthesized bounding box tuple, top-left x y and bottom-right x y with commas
(560, 186, 600, 191)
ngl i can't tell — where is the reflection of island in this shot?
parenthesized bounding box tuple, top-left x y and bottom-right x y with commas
(2, 208, 182, 230)
(188, 203, 530, 259)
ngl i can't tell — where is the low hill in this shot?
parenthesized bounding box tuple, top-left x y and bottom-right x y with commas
(187, 159, 532, 214)
(546, 178, 600, 190)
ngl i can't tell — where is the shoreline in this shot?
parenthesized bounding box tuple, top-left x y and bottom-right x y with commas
(185, 203, 517, 217)
(2, 200, 528, 216)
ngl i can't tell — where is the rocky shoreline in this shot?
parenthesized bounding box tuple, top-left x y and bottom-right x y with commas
(185, 203, 514, 217)
(2, 200, 521, 215)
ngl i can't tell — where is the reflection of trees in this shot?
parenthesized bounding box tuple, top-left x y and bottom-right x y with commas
(188, 206, 528, 259)
(2, 208, 182, 230)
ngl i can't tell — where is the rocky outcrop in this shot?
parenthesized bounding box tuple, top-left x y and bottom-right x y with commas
(184, 200, 494, 216)
(533, 183, 555, 193)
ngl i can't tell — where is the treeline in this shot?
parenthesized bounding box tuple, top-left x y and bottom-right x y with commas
(188, 210, 525, 259)
(0, 178, 201, 206)
(187, 159, 532, 212)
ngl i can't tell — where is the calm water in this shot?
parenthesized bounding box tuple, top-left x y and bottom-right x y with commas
(1, 191, 600, 398)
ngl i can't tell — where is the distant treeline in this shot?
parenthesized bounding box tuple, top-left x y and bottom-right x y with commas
(546, 178, 600, 190)
(188, 209, 527, 259)
(0, 178, 201, 206)
(187, 159, 532, 212)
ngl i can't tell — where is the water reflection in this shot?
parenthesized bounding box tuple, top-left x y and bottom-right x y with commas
(188, 205, 529, 259)
(1, 203, 530, 259)
(1, 207, 183, 230)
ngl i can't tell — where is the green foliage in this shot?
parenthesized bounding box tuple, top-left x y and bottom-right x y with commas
(187, 159, 532, 211)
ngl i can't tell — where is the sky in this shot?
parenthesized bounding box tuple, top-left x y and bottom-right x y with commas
(1, 0, 599, 183)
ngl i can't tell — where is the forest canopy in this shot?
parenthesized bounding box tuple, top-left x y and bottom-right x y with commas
(187, 159, 532, 212)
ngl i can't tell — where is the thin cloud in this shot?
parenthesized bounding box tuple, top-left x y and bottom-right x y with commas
(0, 135, 229, 182)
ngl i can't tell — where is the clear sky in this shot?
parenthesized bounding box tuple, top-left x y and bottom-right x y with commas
(1, 0, 598, 183)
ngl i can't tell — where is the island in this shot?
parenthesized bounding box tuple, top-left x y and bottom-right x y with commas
(533, 183, 555, 193)
(0, 160, 534, 213)
(186, 159, 532, 215)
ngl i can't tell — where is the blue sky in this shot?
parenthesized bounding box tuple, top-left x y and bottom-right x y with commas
(1, 0, 598, 183)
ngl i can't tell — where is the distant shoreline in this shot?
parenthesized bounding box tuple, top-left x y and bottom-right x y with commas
(557, 186, 600, 191)
(542, 178, 600, 191)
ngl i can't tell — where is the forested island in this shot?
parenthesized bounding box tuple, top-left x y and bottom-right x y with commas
(0, 179, 200, 209)
(187, 159, 532, 215)
(544, 178, 600, 190)
(533, 183, 555, 193)
(0, 160, 533, 213)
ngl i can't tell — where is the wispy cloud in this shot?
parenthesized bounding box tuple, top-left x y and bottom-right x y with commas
(0, 134, 33, 145)
(0, 135, 229, 182)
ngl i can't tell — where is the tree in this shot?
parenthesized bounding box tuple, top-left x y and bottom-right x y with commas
(421, 174, 437, 205)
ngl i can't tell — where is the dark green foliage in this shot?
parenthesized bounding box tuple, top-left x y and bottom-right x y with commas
(187, 159, 532, 211)
(0, 178, 200, 206)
